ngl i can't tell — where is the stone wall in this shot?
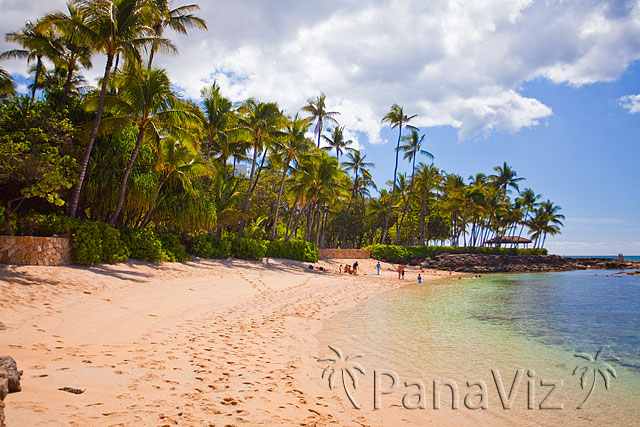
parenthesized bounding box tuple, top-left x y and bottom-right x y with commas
(0, 236, 72, 266)
(318, 249, 371, 259)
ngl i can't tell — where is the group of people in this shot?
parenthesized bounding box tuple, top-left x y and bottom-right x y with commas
(340, 261, 359, 275)
(308, 260, 423, 284)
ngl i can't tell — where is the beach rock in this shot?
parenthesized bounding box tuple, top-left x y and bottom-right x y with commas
(0, 356, 22, 393)
(421, 254, 640, 273)
(0, 322, 5, 331)
(0, 372, 9, 427)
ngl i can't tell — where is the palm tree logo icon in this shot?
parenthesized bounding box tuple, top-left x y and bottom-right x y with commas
(318, 345, 366, 409)
(573, 347, 621, 409)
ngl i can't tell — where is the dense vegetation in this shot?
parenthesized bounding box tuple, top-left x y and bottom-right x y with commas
(0, 0, 564, 265)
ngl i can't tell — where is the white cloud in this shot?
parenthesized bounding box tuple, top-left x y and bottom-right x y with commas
(619, 94, 640, 113)
(3, 0, 640, 143)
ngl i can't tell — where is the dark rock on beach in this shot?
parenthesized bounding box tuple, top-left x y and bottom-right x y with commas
(0, 322, 5, 331)
(0, 356, 22, 393)
(422, 254, 640, 273)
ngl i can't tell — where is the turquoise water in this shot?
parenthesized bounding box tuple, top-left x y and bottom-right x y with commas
(317, 270, 640, 425)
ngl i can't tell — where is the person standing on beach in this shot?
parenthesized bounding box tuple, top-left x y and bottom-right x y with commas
(418, 274, 422, 285)
(353, 261, 359, 274)
(401, 267, 405, 280)
(397, 265, 402, 279)
(376, 262, 381, 275)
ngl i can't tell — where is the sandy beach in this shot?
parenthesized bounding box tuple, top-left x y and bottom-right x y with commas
(0, 258, 461, 426)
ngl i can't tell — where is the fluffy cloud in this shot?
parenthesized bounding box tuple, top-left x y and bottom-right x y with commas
(3, 0, 640, 143)
(619, 93, 640, 113)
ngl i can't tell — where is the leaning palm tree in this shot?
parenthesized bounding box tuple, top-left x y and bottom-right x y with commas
(301, 92, 339, 148)
(271, 113, 313, 239)
(0, 67, 16, 100)
(146, 0, 207, 69)
(2, 21, 57, 98)
(58, 0, 173, 218)
(380, 104, 417, 244)
(94, 64, 201, 225)
(394, 129, 433, 244)
(321, 125, 352, 162)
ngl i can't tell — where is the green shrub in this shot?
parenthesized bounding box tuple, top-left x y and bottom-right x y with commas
(97, 222, 130, 263)
(266, 239, 319, 262)
(71, 221, 102, 265)
(157, 231, 189, 262)
(368, 244, 547, 262)
(231, 238, 267, 260)
(122, 228, 167, 262)
(187, 233, 232, 259)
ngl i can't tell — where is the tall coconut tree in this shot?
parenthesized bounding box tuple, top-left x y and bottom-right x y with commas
(302, 92, 339, 148)
(394, 129, 433, 244)
(146, 0, 207, 70)
(2, 21, 57, 98)
(380, 104, 416, 244)
(321, 125, 352, 162)
(94, 64, 201, 225)
(489, 161, 525, 195)
(514, 188, 540, 246)
(39, 4, 94, 105)
(236, 99, 285, 236)
(271, 113, 313, 239)
(58, 0, 172, 218)
(201, 81, 234, 171)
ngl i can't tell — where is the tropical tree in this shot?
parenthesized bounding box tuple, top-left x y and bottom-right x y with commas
(59, 0, 172, 218)
(2, 21, 57, 98)
(321, 125, 352, 162)
(94, 64, 201, 225)
(201, 81, 235, 170)
(271, 113, 313, 239)
(302, 92, 339, 148)
(380, 104, 416, 243)
(146, 0, 207, 70)
(0, 67, 16, 100)
(236, 99, 285, 236)
(39, 4, 94, 105)
(489, 161, 525, 195)
(394, 129, 433, 244)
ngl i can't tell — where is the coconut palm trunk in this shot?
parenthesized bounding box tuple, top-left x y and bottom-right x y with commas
(381, 125, 402, 244)
(67, 53, 114, 218)
(109, 127, 145, 225)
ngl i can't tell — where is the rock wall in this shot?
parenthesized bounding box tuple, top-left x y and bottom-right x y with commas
(318, 249, 371, 259)
(0, 236, 72, 266)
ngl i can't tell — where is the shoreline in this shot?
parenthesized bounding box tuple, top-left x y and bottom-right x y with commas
(0, 257, 461, 426)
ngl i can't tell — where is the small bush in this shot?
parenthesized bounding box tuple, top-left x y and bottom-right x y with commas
(97, 222, 129, 263)
(122, 228, 168, 262)
(266, 239, 319, 262)
(231, 238, 267, 260)
(71, 221, 102, 265)
(157, 231, 189, 262)
(187, 233, 232, 259)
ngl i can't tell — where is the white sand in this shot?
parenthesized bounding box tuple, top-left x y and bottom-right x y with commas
(0, 257, 461, 426)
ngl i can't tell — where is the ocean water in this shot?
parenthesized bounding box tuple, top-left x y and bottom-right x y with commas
(316, 270, 640, 426)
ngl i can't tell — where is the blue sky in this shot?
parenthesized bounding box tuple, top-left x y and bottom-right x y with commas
(2, 0, 639, 255)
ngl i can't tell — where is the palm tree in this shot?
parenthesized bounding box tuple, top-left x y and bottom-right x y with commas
(0, 67, 16, 100)
(301, 92, 339, 148)
(39, 4, 94, 105)
(380, 104, 417, 244)
(573, 347, 620, 409)
(2, 21, 57, 98)
(271, 113, 313, 239)
(201, 81, 234, 171)
(95, 64, 201, 225)
(146, 0, 207, 70)
(394, 129, 433, 244)
(336, 149, 373, 246)
(141, 137, 209, 227)
(236, 99, 285, 236)
(321, 125, 352, 161)
(514, 188, 539, 245)
(59, 0, 172, 218)
(489, 161, 525, 195)
(318, 345, 366, 409)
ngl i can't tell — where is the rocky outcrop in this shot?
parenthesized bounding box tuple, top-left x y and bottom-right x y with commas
(0, 236, 72, 266)
(421, 254, 640, 273)
(0, 356, 22, 427)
